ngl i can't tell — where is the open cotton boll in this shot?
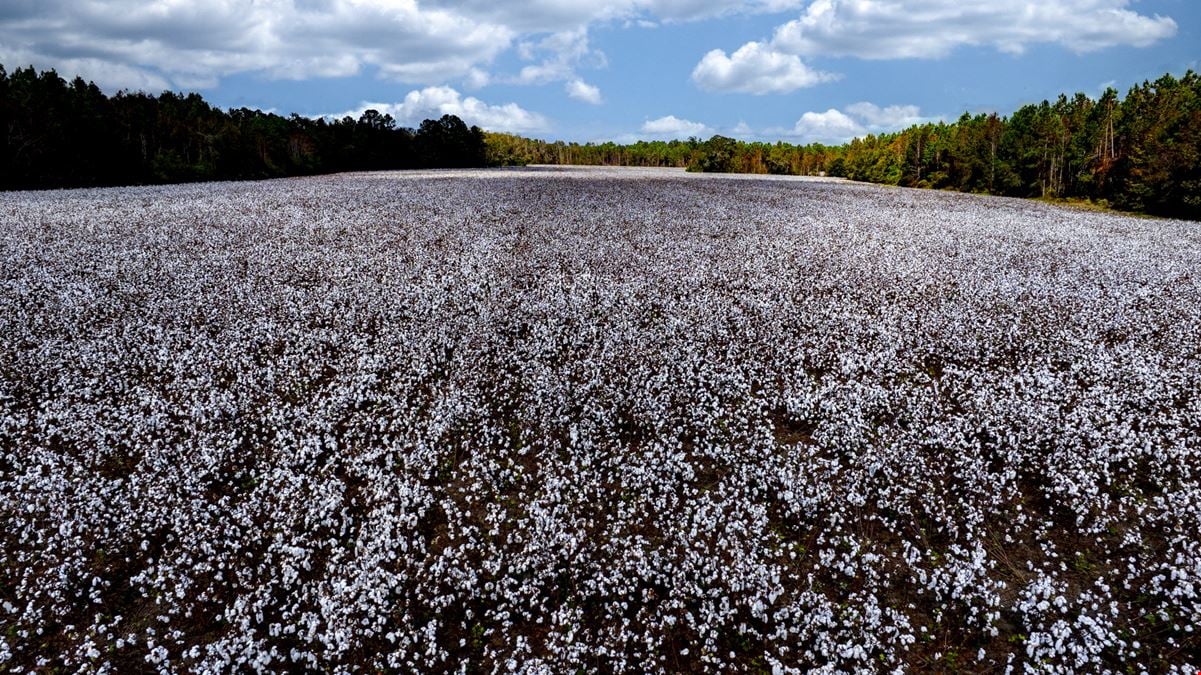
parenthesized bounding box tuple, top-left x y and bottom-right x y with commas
(0, 167, 1198, 672)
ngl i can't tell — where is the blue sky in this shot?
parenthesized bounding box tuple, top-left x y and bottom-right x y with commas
(2, 1, 1198, 143)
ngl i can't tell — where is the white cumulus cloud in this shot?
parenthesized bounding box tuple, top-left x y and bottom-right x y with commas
(0, 0, 806, 95)
(692, 0, 1177, 98)
(463, 68, 492, 90)
(565, 79, 604, 104)
(789, 101, 935, 143)
(692, 41, 836, 94)
(771, 0, 1178, 59)
(641, 115, 710, 139)
(506, 27, 610, 104)
(791, 109, 865, 144)
(843, 102, 926, 130)
(0, 0, 513, 92)
(731, 121, 755, 138)
(331, 87, 550, 134)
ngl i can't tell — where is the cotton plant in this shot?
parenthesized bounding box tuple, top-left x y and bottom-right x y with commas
(0, 167, 1198, 672)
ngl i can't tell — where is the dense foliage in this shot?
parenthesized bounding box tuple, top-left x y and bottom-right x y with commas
(2, 168, 1198, 672)
(0, 65, 486, 189)
(827, 73, 1201, 219)
(483, 132, 841, 177)
(490, 72, 1201, 220)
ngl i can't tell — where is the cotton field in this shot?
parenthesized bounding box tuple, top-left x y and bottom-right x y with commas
(1, 166, 1198, 673)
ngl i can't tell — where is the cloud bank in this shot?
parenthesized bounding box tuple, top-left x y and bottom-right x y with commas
(774, 0, 1178, 59)
(790, 102, 936, 144)
(693, 0, 1177, 93)
(640, 115, 710, 139)
(331, 87, 550, 134)
(0, 0, 804, 93)
(692, 41, 836, 94)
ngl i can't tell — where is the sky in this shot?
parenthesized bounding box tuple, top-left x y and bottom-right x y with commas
(1, 0, 1198, 144)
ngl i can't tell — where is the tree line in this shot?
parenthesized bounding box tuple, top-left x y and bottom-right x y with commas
(0, 65, 487, 189)
(488, 71, 1200, 220)
(483, 132, 843, 177)
(825, 72, 1200, 219)
(3, 63, 1197, 218)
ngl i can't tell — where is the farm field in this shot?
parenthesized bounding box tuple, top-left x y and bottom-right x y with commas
(1, 166, 1199, 672)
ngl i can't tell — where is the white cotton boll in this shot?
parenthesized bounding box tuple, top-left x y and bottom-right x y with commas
(2, 166, 1197, 672)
